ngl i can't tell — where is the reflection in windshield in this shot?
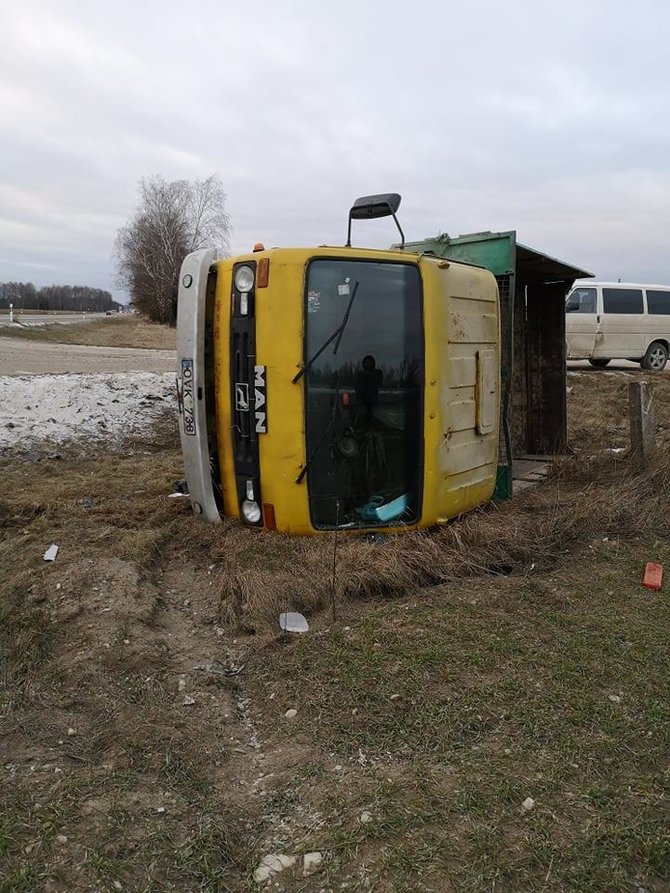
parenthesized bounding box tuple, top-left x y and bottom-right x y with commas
(303, 259, 422, 529)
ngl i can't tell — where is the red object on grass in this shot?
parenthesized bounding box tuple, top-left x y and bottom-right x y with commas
(643, 562, 663, 591)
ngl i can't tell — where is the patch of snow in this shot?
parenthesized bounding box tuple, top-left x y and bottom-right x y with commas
(0, 372, 175, 452)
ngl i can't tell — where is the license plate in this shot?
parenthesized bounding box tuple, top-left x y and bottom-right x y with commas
(181, 358, 196, 435)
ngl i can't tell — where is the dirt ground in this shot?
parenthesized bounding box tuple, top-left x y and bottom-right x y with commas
(1, 366, 669, 892)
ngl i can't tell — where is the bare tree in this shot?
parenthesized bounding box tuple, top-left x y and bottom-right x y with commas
(114, 174, 230, 324)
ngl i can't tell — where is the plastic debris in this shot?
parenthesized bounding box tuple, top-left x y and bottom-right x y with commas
(43, 544, 59, 562)
(279, 612, 309, 634)
(643, 562, 663, 591)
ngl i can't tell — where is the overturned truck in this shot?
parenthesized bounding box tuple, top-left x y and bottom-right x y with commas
(176, 195, 589, 534)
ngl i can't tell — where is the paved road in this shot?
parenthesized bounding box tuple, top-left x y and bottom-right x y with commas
(0, 337, 176, 376)
(0, 312, 110, 326)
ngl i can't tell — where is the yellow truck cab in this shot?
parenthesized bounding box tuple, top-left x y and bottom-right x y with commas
(177, 194, 500, 535)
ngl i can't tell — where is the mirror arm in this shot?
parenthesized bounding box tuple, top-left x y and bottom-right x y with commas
(346, 202, 405, 248)
(346, 213, 353, 248)
(390, 209, 405, 249)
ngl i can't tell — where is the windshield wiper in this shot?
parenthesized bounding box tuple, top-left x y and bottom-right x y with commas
(292, 281, 359, 384)
(295, 416, 335, 483)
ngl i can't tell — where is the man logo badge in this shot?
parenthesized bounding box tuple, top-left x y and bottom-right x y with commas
(235, 383, 249, 412)
(254, 365, 267, 434)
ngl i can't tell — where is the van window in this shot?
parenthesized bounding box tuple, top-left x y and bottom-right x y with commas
(602, 288, 643, 314)
(646, 290, 670, 315)
(566, 287, 596, 313)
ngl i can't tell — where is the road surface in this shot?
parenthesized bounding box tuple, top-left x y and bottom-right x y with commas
(0, 337, 176, 376)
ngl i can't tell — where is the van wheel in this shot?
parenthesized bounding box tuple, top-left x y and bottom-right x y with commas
(588, 358, 610, 368)
(641, 342, 668, 372)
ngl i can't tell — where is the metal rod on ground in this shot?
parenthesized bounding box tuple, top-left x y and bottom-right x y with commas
(331, 501, 339, 622)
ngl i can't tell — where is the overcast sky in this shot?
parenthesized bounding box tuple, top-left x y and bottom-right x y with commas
(1, 0, 669, 299)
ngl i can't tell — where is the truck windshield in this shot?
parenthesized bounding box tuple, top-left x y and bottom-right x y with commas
(303, 259, 422, 529)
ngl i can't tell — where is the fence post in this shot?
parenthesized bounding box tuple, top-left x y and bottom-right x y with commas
(629, 380, 656, 466)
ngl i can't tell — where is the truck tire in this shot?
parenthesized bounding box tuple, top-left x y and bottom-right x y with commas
(641, 341, 668, 372)
(588, 358, 610, 368)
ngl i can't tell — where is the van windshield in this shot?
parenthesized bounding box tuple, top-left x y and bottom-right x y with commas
(566, 287, 596, 313)
(303, 259, 422, 530)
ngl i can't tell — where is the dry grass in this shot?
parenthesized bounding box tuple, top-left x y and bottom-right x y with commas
(1, 368, 669, 892)
(197, 366, 670, 632)
(246, 537, 670, 892)
(209, 448, 670, 632)
(0, 315, 176, 350)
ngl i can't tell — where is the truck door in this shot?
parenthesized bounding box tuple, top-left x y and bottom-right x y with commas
(565, 286, 598, 358)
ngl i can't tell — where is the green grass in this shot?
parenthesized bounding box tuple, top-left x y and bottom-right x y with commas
(1, 370, 670, 891)
(0, 315, 175, 350)
(248, 539, 670, 892)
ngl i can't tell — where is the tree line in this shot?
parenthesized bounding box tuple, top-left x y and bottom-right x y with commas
(0, 282, 121, 313)
(3, 173, 230, 323)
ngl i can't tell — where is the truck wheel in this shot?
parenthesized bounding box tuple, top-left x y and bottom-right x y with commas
(588, 358, 610, 368)
(641, 341, 668, 372)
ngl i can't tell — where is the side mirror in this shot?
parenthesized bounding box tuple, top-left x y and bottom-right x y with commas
(346, 193, 404, 248)
(349, 193, 401, 220)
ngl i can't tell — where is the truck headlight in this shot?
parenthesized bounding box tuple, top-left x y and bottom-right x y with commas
(241, 499, 261, 524)
(234, 265, 255, 293)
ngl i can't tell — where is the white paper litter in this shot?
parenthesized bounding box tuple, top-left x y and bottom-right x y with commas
(43, 544, 59, 562)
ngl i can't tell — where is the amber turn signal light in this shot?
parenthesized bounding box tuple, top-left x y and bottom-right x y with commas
(257, 257, 270, 288)
(263, 503, 276, 530)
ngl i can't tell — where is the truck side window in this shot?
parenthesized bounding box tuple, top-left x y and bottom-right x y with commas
(566, 287, 596, 313)
(646, 290, 670, 315)
(602, 288, 643, 314)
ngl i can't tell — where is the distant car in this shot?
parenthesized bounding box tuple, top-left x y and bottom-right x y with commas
(566, 280, 670, 371)
(105, 311, 113, 316)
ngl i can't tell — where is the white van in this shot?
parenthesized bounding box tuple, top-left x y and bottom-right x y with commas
(566, 280, 670, 371)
